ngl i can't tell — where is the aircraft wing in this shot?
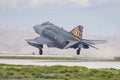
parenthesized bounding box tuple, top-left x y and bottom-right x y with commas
(64, 41, 79, 49)
(63, 39, 107, 49)
(26, 36, 56, 47)
(82, 39, 108, 45)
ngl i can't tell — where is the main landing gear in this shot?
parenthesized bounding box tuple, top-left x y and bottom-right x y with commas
(39, 45, 43, 55)
(39, 49, 43, 55)
(76, 48, 81, 55)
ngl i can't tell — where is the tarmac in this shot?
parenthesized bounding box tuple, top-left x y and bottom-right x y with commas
(0, 58, 120, 69)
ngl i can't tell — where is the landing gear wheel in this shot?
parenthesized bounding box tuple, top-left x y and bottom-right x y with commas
(76, 48, 81, 55)
(39, 49, 43, 55)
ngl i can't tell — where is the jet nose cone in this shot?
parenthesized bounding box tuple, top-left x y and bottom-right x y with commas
(33, 25, 38, 33)
(33, 25, 41, 34)
(33, 26, 37, 30)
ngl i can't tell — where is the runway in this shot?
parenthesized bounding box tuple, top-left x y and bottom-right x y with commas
(0, 59, 120, 69)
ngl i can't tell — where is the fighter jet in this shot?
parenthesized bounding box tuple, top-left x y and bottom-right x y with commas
(26, 21, 107, 55)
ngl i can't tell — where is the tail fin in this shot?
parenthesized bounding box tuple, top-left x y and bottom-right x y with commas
(70, 25, 83, 39)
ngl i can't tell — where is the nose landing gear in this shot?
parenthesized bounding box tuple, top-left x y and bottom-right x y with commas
(76, 48, 81, 55)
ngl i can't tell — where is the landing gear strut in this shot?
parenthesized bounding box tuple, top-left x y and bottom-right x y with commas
(39, 45, 43, 55)
(39, 49, 43, 55)
(76, 48, 81, 55)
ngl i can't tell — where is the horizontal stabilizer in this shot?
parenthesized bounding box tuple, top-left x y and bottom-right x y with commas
(82, 39, 108, 45)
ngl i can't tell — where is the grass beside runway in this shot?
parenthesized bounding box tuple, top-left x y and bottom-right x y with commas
(0, 64, 120, 80)
(0, 55, 78, 60)
(0, 55, 114, 61)
(0, 55, 120, 61)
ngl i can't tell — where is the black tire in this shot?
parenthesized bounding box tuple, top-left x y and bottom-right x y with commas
(39, 49, 43, 55)
(76, 48, 81, 55)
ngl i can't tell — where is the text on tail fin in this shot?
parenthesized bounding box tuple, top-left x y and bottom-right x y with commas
(71, 25, 83, 39)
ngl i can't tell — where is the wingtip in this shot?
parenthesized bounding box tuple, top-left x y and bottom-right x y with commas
(104, 40, 108, 43)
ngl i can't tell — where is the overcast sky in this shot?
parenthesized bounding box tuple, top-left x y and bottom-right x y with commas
(0, 0, 120, 35)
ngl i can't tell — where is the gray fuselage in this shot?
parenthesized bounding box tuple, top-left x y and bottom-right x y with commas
(33, 22, 79, 48)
